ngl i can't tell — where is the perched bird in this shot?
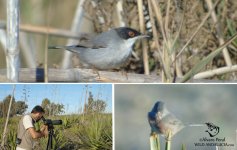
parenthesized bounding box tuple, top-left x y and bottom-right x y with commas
(148, 101, 184, 138)
(49, 27, 148, 70)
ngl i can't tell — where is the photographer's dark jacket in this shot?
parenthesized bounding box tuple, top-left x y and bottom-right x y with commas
(17, 114, 35, 150)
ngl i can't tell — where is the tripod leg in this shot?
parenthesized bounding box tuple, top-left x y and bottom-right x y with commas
(46, 129, 53, 150)
(50, 130, 54, 149)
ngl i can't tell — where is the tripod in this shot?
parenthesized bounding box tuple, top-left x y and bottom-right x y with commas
(46, 127, 56, 150)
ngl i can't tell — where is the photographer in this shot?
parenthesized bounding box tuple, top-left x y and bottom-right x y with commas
(16, 105, 48, 150)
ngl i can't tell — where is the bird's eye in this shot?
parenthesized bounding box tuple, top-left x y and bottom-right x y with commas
(128, 31, 135, 37)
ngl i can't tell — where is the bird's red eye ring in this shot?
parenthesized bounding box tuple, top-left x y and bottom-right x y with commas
(128, 31, 135, 37)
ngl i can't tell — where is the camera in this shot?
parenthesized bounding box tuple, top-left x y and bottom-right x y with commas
(41, 117, 63, 150)
(16, 138, 22, 145)
(41, 116, 62, 128)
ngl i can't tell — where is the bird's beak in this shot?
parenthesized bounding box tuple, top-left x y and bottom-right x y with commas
(137, 34, 150, 40)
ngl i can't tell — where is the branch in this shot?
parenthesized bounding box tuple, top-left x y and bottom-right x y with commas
(194, 65, 237, 79)
(205, 0, 232, 66)
(0, 68, 234, 83)
(0, 21, 88, 39)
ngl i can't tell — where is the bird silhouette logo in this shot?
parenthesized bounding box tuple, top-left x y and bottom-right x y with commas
(205, 122, 220, 137)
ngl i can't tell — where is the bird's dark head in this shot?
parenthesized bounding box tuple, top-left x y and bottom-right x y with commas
(148, 101, 165, 120)
(151, 101, 165, 113)
(114, 27, 148, 40)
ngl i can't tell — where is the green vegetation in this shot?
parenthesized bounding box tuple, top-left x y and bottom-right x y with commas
(0, 117, 19, 150)
(84, 92, 107, 114)
(41, 98, 65, 116)
(0, 113, 112, 150)
(0, 95, 28, 117)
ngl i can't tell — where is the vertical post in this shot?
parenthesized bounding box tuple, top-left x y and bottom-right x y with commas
(116, 0, 126, 27)
(149, 133, 160, 150)
(83, 85, 88, 114)
(236, 129, 237, 150)
(165, 130, 172, 150)
(61, 0, 86, 69)
(6, 0, 20, 82)
(137, 0, 150, 75)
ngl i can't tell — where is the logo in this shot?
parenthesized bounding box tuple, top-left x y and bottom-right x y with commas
(205, 122, 219, 137)
(193, 122, 235, 148)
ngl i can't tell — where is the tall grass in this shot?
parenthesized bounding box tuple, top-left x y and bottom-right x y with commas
(7, 130, 17, 150)
(74, 114, 112, 150)
(0, 113, 112, 150)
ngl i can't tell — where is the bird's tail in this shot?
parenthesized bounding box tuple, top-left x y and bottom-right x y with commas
(48, 46, 66, 49)
(188, 124, 205, 127)
(48, 45, 81, 54)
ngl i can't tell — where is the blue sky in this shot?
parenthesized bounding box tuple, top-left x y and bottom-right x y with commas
(0, 84, 112, 114)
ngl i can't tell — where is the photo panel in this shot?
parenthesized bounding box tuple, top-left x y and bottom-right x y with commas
(115, 84, 236, 150)
(0, 84, 112, 150)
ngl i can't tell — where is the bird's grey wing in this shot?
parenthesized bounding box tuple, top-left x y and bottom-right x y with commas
(48, 41, 107, 54)
(48, 32, 108, 52)
(89, 29, 121, 49)
(73, 33, 107, 49)
(75, 30, 118, 49)
(162, 114, 184, 136)
(77, 37, 108, 49)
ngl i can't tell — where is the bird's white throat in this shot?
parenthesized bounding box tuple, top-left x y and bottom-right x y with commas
(124, 37, 140, 50)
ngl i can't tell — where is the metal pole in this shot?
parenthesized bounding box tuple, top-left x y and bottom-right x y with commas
(6, 0, 20, 82)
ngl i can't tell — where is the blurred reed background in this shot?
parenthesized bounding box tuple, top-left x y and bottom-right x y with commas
(0, 0, 87, 68)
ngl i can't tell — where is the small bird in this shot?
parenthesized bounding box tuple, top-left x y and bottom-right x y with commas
(148, 101, 184, 138)
(49, 27, 148, 70)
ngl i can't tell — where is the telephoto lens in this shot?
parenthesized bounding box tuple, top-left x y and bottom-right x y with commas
(41, 116, 63, 126)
